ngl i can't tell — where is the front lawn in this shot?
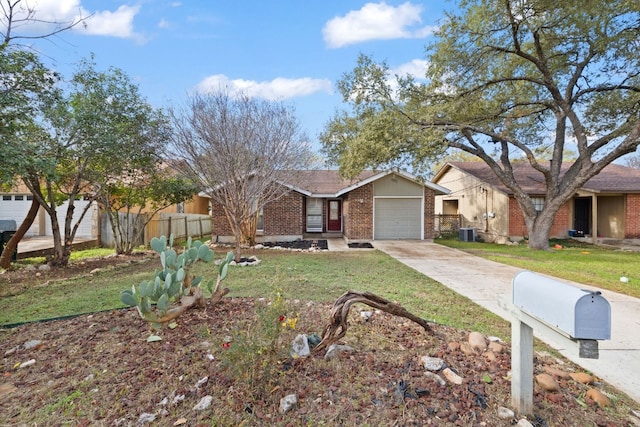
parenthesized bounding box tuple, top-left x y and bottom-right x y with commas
(436, 237, 640, 298)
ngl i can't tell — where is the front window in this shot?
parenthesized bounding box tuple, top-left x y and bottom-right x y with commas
(257, 207, 264, 232)
(306, 198, 323, 232)
(531, 197, 544, 212)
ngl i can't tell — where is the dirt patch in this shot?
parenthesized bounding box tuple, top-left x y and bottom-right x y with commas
(0, 256, 638, 426)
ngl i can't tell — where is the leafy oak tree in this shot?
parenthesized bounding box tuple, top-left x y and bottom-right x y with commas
(321, 0, 640, 249)
(29, 58, 181, 266)
(0, 45, 60, 268)
(0, 0, 89, 268)
(169, 90, 315, 261)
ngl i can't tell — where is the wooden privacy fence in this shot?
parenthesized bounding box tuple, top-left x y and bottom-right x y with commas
(145, 213, 212, 245)
(101, 213, 212, 248)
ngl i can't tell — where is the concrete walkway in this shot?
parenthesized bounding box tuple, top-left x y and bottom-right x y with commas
(366, 240, 640, 404)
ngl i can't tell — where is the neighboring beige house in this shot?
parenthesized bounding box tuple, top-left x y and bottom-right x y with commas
(433, 162, 640, 244)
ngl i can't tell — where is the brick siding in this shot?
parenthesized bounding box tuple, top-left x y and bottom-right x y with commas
(508, 197, 570, 238)
(211, 190, 304, 239)
(424, 187, 436, 239)
(263, 191, 304, 235)
(625, 194, 640, 238)
(344, 183, 373, 240)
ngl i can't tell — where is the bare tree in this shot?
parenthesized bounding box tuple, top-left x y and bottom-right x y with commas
(169, 90, 316, 261)
(1, 0, 90, 46)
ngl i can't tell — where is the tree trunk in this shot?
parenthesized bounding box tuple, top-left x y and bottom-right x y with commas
(0, 198, 40, 269)
(525, 210, 557, 250)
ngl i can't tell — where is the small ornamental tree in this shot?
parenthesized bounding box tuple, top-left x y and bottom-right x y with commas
(120, 235, 233, 329)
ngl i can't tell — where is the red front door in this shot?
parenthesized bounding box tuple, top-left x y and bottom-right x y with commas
(327, 200, 342, 232)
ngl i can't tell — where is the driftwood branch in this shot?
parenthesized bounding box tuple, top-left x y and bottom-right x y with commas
(314, 290, 433, 353)
(155, 287, 206, 324)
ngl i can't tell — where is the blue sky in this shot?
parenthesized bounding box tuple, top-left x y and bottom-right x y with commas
(9, 1, 450, 154)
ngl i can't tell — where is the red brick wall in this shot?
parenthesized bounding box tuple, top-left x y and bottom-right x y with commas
(211, 190, 304, 239)
(345, 183, 373, 240)
(263, 191, 304, 235)
(508, 197, 570, 238)
(625, 194, 640, 238)
(211, 201, 232, 236)
(424, 188, 436, 239)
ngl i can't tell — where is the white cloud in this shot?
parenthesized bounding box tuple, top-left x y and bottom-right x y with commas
(195, 75, 333, 100)
(6, 0, 141, 39)
(158, 18, 171, 29)
(80, 5, 140, 39)
(323, 2, 436, 48)
(390, 59, 428, 80)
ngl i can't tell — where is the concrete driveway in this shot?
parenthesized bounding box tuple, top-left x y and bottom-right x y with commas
(373, 240, 640, 404)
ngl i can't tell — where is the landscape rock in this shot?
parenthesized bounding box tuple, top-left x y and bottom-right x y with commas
(192, 395, 213, 411)
(279, 394, 298, 414)
(136, 413, 157, 425)
(420, 356, 444, 371)
(535, 373, 560, 391)
(516, 419, 534, 427)
(483, 350, 496, 362)
(585, 388, 610, 407)
(460, 342, 475, 355)
(543, 366, 570, 379)
(359, 311, 373, 321)
(442, 368, 463, 385)
(291, 334, 311, 358)
(447, 341, 460, 352)
(193, 376, 208, 389)
(18, 359, 36, 369)
(324, 344, 355, 361)
(488, 341, 503, 353)
(468, 331, 487, 352)
(23, 340, 42, 350)
(424, 371, 446, 386)
(497, 406, 515, 419)
(569, 372, 593, 384)
(38, 264, 50, 271)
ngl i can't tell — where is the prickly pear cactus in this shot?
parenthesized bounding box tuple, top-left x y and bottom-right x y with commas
(120, 235, 233, 328)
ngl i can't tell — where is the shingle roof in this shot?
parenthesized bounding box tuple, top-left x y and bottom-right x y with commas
(290, 170, 378, 195)
(448, 162, 640, 194)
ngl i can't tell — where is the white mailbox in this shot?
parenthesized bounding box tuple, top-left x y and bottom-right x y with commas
(512, 271, 611, 340)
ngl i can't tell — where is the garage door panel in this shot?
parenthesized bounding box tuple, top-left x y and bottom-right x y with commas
(374, 198, 421, 239)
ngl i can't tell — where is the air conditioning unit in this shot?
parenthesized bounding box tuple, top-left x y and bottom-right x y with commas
(459, 227, 476, 242)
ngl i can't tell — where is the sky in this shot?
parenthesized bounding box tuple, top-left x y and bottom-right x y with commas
(5, 0, 450, 155)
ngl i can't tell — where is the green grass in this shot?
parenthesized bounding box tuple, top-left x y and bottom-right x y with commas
(0, 249, 509, 339)
(16, 247, 117, 266)
(436, 237, 640, 298)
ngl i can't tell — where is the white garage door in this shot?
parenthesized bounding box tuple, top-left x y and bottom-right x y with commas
(0, 195, 40, 236)
(374, 198, 422, 239)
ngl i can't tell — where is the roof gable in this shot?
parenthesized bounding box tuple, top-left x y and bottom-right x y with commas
(286, 170, 449, 197)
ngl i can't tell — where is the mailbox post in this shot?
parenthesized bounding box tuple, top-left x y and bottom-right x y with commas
(500, 271, 611, 414)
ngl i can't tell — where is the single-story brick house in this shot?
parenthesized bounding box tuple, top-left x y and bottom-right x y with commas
(211, 170, 450, 243)
(433, 161, 640, 244)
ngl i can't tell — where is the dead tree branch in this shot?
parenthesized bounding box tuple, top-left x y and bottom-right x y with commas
(314, 290, 434, 353)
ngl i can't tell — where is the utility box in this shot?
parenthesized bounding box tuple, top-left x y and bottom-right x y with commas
(459, 227, 475, 242)
(512, 271, 611, 340)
